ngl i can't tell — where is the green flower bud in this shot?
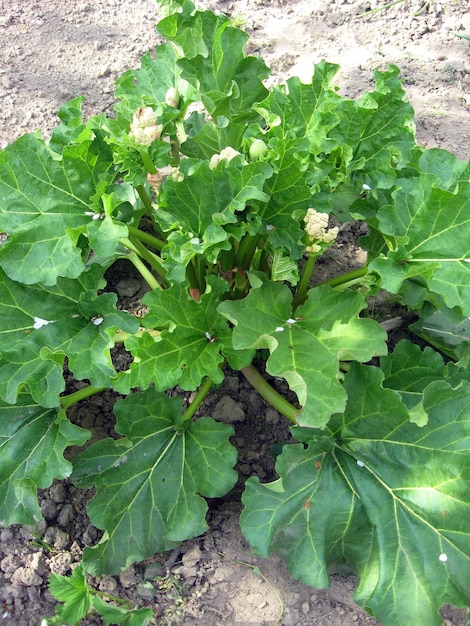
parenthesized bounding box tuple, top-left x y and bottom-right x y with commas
(249, 138, 268, 160)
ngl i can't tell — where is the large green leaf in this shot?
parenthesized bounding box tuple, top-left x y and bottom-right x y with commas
(219, 278, 387, 426)
(114, 43, 192, 120)
(326, 65, 416, 189)
(242, 363, 470, 626)
(157, 8, 270, 121)
(370, 176, 470, 314)
(114, 276, 253, 394)
(0, 133, 115, 285)
(72, 389, 238, 575)
(158, 157, 272, 276)
(0, 266, 138, 407)
(0, 394, 90, 525)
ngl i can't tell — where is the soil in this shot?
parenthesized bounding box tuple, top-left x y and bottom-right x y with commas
(0, 1, 469, 625)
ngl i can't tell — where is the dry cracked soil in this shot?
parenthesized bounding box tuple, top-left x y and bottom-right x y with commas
(0, 0, 469, 625)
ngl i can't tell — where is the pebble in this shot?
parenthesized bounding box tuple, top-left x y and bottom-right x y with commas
(144, 562, 165, 580)
(116, 277, 141, 297)
(99, 574, 118, 593)
(49, 551, 72, 575)
(57, 503, 75, 526)
(49, 483, 66, 503)
(212, 396, 245, 423)
(119, 564, 138, 588)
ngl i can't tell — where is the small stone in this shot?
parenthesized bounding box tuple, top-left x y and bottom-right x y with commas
(44, 526, 69, 550)
(116, 278, 141, 297)
(144, 562, 165, 580)
(212, 396, 245, 424)
(119, 564, 138, 588)
(28, 553, 46, 576)
(49, 552, 72, 575)
(301, 601, 310, 614)
(13, 567, 43, 587)
(49, 483, 66, 503)
(265, 408, 280, 425)
(57, 504, 75, 526)
(99, 575, 118, 593)
(135, 581, 154, 601)
(40, 500, 58, 521)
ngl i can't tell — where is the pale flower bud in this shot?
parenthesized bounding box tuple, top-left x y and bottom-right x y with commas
(303, 208, 338, 253)
(129, 107, 162, 146)
(165, 87, 180, 108)
(209, 146, 241, 169)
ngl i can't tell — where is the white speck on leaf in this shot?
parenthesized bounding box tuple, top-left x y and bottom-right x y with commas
(357, 460, 366, 467)
(286, 318, 297, 325)
(92, 316, 104, 326)
(439, 553, 448, 562)
(275, 326, 284, 332)
(33, 316, 54, 329)
(362, 183, 372, 191)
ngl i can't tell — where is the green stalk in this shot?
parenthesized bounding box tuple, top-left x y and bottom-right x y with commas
(242, 365, 298, 424)
(139, 149, 157, 174)
(292, 253, 317, 311)
(128, 236, 168, 282)
(136, 185, 153, 213)
(120, 239, 162, 290)
(127, 225, 165, 251)
(318, 266, 368, 289)
(179, 377, 214, 424)
(60, 385, 106, 411)
(186, 260, 201, 300)
(234, 233, 260, 270)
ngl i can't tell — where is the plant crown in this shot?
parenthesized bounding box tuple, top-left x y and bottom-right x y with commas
(1, 1, 470, 624)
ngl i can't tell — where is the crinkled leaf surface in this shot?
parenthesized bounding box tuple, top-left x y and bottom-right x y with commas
(158, 157, 272, 273)
(370, 175, 470, 314)
(72, 389, 238, 575)
(158, 8, 270, 121)
(0, 133, 115, 285)
(219, 279, 386, 426)
(114, 276, 253, 394)
(0, 266, 138, 407)
(326, 65, 416, 189)
(242, 363, 470, 626)
(114, 42, 191, 120)
(380, 339, 448, 424)
(0, 394, 90, 525)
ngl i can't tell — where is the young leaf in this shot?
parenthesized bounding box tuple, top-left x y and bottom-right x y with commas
(0, 394, 90, 525)
(158, 157, 272, 275)
(49, 564, 93, 624)
(157, 7, 270, 121)
(91, 596, 153, 626)
(327, 65, 416, 189)
(242, 363, 470, 626)
(219, 279, 387, 426)
(114, 276, 252, 394)
(72, 389, 238, 574)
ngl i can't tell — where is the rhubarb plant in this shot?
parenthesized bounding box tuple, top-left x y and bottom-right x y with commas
(1, 0, 470, 624)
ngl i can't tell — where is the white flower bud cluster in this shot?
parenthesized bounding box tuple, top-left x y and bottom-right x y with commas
(147, 166, 183, 191)
(209, 146, 241, 169)
(129, 107, 162, 146)
(303, 208, 339, 253)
